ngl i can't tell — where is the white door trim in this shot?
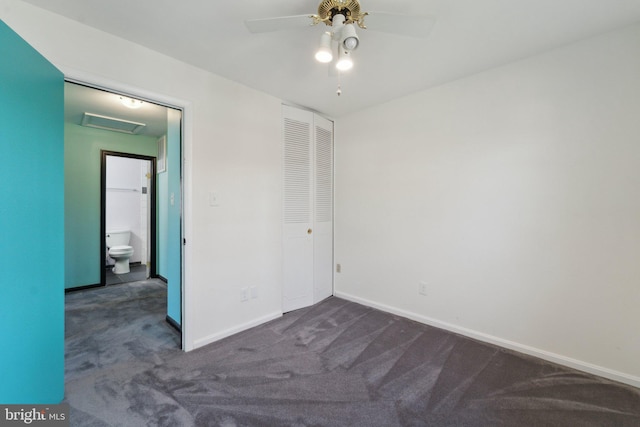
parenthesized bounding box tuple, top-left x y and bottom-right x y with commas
(61, 66, 193, 351)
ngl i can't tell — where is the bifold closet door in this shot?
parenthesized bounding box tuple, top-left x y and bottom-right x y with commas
(312, 114, 334, 303)
(283, 106, 315, 312)
(282, 105, 334, 313)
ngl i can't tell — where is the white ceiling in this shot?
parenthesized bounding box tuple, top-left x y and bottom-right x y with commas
(24, 0, 640, 118)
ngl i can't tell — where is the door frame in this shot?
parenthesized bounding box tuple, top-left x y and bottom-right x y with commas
(100, 151, 157, 286)
(64, 72, 191, 351)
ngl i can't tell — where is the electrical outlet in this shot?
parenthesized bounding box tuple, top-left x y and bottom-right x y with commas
(336, 263, 341, 273)
(241, 287, 249, 302)
(209, 191, 220, 207)
(250, 286, 258, 299)
(418, 282, 428, 296)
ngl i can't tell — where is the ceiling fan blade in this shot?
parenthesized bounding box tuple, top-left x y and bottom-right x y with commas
(363, 12, 436, 39)
(244, 15, 317, 33)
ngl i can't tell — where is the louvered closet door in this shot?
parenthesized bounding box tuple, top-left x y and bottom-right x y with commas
(282, 105, 334, 312)
(313, 115, 334, 302)
(282, 106, 315, 312)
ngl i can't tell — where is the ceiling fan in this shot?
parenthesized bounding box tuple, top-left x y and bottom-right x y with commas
(245, 0, 435, 88)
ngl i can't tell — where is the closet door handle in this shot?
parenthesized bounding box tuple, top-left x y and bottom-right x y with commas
(307, 228, 313, 235)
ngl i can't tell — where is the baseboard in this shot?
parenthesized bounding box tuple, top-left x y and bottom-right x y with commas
(193, 311, 283, 350)
(334, 291, 640, 389)
(65, 283, 103, 293)
(166, 315, 181, 332)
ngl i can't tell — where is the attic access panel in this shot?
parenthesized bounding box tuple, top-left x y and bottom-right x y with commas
(81, 112, 146, 135)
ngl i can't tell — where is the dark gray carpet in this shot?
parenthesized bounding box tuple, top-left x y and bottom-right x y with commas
(105, 264, 148, 285)
(65, 281, 640, 426)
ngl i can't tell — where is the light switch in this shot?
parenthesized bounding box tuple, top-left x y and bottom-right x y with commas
(170, 192, 175, 206)
(209, 192, 220, 207)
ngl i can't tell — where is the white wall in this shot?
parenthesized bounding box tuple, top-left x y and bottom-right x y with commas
(139, 160, 150, 266)
(0, 0, 283, 350)
(335, 24, 640, 387)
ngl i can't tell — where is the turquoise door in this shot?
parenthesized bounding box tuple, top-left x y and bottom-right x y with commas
(0, 20, 65, 403)
(157, 109, 182, 329)
(166, 109, 182, 328)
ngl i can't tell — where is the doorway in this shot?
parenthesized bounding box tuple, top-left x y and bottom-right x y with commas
(101, 152, 156, 286)
(64, 81, 184, 338)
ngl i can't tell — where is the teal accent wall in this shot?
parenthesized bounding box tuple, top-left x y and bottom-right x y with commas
(0, 20, 64, 403)
(65, 124, 157, 289)
(157, 109, 182, 325)
(166, 109, 182, 325)
(157, 152, 168, 279)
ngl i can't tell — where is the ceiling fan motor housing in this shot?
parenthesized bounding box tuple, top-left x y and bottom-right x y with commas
(318, 0, 363, 25)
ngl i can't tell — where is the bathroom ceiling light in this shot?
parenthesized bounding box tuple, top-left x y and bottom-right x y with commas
(120, 96, 144, 109)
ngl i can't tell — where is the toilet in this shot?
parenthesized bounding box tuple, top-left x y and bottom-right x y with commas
(106, 230, 134, 274)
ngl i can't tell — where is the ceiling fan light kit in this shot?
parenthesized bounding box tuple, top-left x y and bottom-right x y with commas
(314, 13, 359, 71)
(341, 23, 360, 50)
(315, 31, 334, 63)
(245, 0, 436, 95)
(336, 45, 354, 71)
(315, 0, 368, 29)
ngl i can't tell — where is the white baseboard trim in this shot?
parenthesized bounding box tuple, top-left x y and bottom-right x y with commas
(334, 291, 640, 389)
(192, 311, 283, 350)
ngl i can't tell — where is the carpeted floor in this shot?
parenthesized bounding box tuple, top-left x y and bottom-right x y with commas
(104, 263, 148, 285)
(64, 280, 640, 426)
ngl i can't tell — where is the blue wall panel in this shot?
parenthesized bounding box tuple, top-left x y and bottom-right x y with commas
(166, 109, 182, 325)
(0, 20, 65, 403)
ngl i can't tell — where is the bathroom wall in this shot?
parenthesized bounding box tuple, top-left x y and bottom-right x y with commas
(65, 123, 157, 289)
(106, 155, 149, 265)
(139, 161, 150, 266)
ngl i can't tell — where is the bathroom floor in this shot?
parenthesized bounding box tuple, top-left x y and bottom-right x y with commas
(105, 263, 148, 285)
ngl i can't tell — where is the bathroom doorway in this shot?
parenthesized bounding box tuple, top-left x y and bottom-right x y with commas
(102, 153, 156, 285)
(65, 80, 184, 334)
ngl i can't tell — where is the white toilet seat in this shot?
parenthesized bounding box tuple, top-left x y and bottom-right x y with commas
(109, 245, 134, 257)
